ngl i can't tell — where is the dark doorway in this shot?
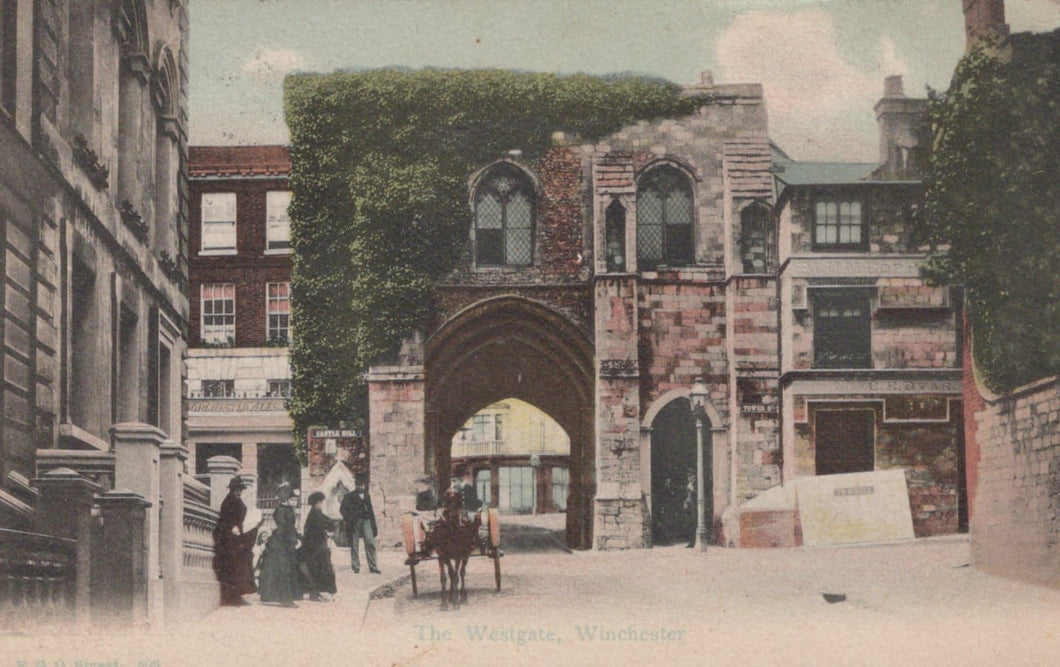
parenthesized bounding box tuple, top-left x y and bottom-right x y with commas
(257, 443, 302, 500)
(814, 409, 875, 475)
(651, 398, 707, 545)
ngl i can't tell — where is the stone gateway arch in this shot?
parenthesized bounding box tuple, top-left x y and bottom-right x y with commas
(366, 75, 964, 550)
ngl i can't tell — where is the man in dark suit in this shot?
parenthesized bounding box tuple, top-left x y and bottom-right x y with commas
(340, 475, 379, 573)
(458, 466, 482, 515)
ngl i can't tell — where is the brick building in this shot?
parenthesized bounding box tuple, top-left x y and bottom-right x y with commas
(366, 71, 965, 550)
(0, 0, 188, 526)
(186, 145, 300, 507)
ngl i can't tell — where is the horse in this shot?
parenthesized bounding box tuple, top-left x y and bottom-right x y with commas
(420, 488, 481, 609)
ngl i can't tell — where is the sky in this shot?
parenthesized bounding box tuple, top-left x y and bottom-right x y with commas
(188, 0, 1060, 162)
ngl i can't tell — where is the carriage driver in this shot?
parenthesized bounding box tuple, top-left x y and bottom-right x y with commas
(456, 466, 482, 516)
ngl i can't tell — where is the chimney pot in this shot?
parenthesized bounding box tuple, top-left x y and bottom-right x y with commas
(884, 75, 905, 98)
(700, 71, 714, 87)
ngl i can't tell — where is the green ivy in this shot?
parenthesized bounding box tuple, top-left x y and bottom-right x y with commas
(283, 68, 706, 457)
(917, 30, 1060, 393)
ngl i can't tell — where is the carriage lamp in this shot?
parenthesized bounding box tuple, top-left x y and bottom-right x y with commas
(689, 377, 710, 552)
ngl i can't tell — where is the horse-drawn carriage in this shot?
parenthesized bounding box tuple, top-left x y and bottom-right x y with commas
(401, 489, 502, 607)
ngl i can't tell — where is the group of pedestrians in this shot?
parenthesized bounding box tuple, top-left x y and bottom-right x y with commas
(211, 473, 380, 608)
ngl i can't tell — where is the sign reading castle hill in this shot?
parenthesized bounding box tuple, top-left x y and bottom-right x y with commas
(307, 426, 367, 479)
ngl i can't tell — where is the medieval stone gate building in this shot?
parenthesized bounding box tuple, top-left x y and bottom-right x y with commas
(368, 73, 964, 550)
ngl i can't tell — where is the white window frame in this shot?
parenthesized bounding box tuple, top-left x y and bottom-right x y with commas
(265, 190, 292, 254)
(266, 281, 291, 342)
(200, 192, 237, 255)
(201, 283, 235, 344)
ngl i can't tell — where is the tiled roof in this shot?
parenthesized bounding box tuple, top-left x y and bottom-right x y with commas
(189, 145, 291, 178)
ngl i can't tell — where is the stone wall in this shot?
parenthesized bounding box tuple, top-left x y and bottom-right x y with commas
(367, 355, 427, 547)
(970, 375, 1060, 588)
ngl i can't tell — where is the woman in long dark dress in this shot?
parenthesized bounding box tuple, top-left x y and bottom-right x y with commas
(258, 483, 301, 607)
(212, 476, 263, 606)
(298, 491, 337, 601)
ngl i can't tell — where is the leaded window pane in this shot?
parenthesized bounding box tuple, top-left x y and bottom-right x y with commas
(476, 192, 503, 229)
(637, 166, 694, 268)
(507, 228, 532, 266)
(473, 166, 535, 266)
(508, 192, 531, 229)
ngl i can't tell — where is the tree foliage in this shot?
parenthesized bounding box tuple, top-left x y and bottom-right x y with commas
(918, 30, 1060, 393)
(282, 68, 705, 454)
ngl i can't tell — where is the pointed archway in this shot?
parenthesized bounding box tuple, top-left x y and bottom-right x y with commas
(425, 296, 595, 549)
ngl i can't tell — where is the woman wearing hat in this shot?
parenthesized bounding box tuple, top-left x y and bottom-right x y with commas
(298, 490, 337, 601)
(257, 482, 301, 607)
(212, 476, 264, 606)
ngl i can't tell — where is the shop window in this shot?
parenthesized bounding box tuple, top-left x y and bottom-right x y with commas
(551, 466, 569, 511)
(474, 164, 534, 266)
(637, 165, 693, 269)
(812, 289, 872, 368)
(814, 409, 875, 475)
(499, 466, 535, 513)
(267, 379, 292, 398)
(475, 469, 492, 507)
(195, 442, 241, 476)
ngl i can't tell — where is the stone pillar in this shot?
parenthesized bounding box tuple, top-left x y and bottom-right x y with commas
(33, 467, 101, 625)
(111, 422, 165, 629)
(367, 361, 426, 548)
(593, 275, 644, 549)
(206, 455, 241, 510)
(91, 489, 150, 629)
(158, 440, 187, 624)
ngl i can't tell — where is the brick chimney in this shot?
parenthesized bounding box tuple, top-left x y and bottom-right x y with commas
(963, 0, 1009, 51)
(874, 75, 928, 180)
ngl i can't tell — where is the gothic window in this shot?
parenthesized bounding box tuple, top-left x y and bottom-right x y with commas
(813, 199, 866, 251)
(637, 165, 693, 269)
(812, 289, 872, 369)
(740, 203, 775, 273)
(605, 200, 627, 273)
(474, 164, 534, 266)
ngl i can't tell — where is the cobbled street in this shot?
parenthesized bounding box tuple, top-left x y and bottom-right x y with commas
(5, 529, 1060, 666)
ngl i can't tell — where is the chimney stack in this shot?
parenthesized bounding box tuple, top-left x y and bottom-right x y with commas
(874, 75, 928, 180)
(963, 0, 1009, 52)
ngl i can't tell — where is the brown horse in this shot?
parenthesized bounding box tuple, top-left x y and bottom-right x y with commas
(421, 489, 480, 609)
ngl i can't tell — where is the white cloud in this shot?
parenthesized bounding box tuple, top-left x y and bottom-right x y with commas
(243, 48, 309, 85)
(715, 9, 908, 161)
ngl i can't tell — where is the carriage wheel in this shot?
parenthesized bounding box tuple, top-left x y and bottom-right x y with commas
(401, 513, 417, 556)
(492, 547, 502, 592)
(487, 508, 501, 548)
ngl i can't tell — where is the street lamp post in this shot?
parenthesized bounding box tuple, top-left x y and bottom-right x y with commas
(689, 377, 710, 551)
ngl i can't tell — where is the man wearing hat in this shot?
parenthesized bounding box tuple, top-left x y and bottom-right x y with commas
(212, 475, 263, 605)
(340, 474, 379, 573)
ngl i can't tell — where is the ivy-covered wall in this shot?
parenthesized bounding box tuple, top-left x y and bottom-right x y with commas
(918, 30, 1060, 393)
(282, 68, 708, 453)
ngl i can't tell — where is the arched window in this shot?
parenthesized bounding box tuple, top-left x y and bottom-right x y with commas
(637, 165, 693, 269)
(474, 164, 535, 266)
(740, 202, 775, 273)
